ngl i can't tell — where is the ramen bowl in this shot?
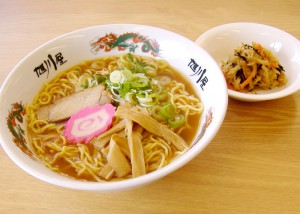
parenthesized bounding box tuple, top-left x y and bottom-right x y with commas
(196, 22, 300, 102)
(0, 24, 227, 191)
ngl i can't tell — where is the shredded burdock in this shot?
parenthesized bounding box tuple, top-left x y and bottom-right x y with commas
(221, 42, 287, 92)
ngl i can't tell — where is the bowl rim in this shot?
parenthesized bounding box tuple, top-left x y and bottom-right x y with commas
(0, 23, 228, 191)
(195, 22, 300, 102)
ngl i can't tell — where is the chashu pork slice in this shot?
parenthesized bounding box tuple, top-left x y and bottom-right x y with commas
(38, 85, 106, 122)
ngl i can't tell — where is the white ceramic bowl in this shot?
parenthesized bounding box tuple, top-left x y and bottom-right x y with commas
(0, 24, 227, 191)
(196, 22, 300, 102)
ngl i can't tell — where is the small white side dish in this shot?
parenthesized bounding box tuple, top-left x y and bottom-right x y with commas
(196, 22, 300, 101)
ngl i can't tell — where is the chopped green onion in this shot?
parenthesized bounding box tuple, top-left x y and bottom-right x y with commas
(168, 115, 185, 127)
(94, 74, 108, 84)
(151, 80, 162, 93)
(160, 103, 176, 119)
(136, 90, 148, 98)
(137, 97, 153, 103)
(82, 82, 88, 88)
(91, 79, 98, 87)
(81, 77, 90, 88)
(137, 60, 148, 67)
(136, 63, 145, 73)
(111, 86, 121, 97)
(125, 53, 147, 73)
(127, 53, 134, 62)
(151, 106, 165, 121)
(133, 73, 147, 79)
(131, 78, 149, 88)
(121, 69, 133, 81)
(125, 92, 138, 105)
(110, 70, 124, 83)
(120, 82, 131, 98)
(140, 101, 156, 107)
(135, 91, 158, 107)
